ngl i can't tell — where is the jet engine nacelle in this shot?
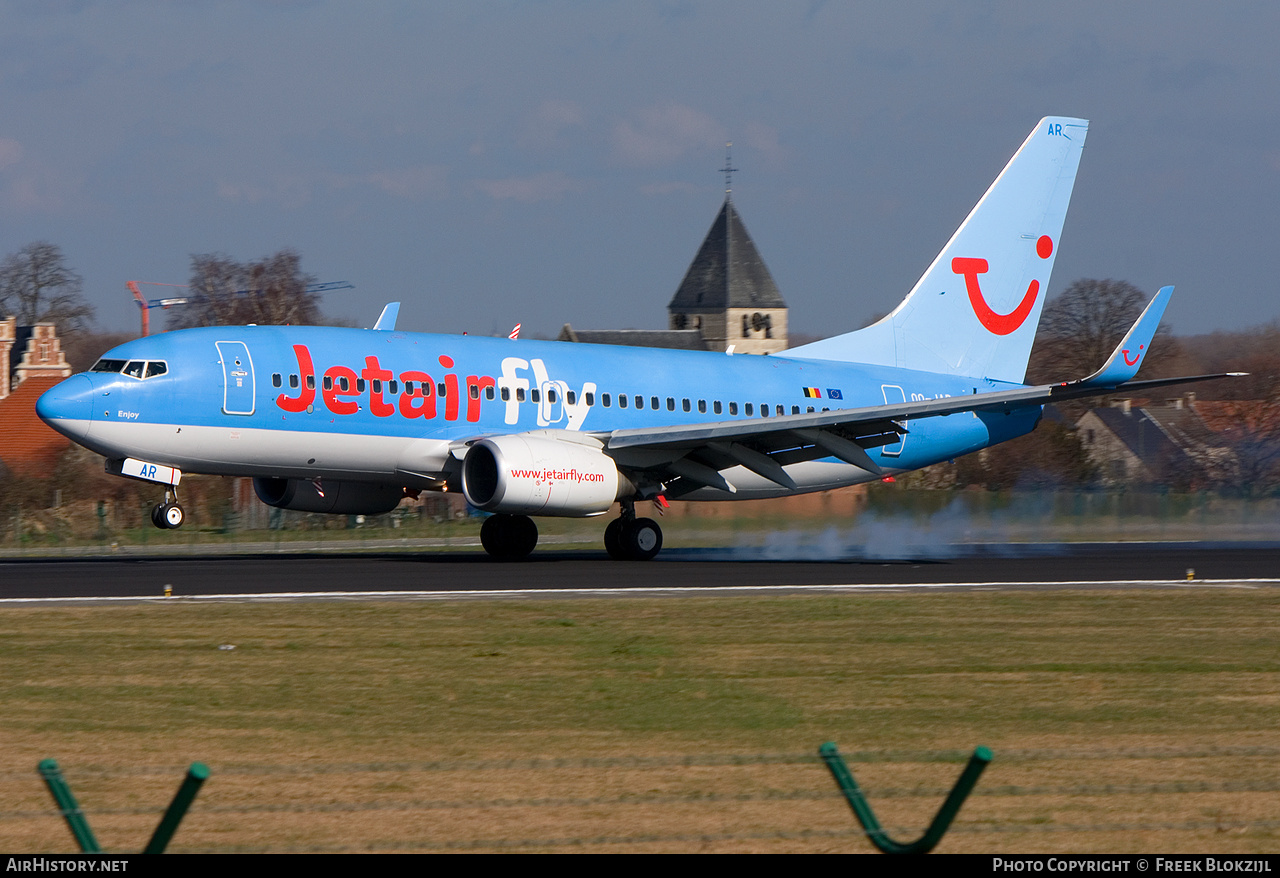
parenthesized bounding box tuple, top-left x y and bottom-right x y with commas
(253, 477, 405, 515)
(461, 434, 631, 517)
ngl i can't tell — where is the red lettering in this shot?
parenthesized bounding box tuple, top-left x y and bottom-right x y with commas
(362, 356, 395, 417)
(466, 375, 495, 422)
(322, 366, 360, 415)
(439, 356, 458, 421)
(276, 345, 316, 412)
(398, 370, 436, 419)
(292, 348, 494, 422)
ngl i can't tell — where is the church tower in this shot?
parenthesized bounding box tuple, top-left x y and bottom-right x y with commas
(666, 148, 787, 354)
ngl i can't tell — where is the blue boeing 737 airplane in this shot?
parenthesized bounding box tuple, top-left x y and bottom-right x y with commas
(36, 117, 1235, 560)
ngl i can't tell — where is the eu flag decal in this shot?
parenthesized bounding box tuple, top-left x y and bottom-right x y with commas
(827, 388, 843, 400)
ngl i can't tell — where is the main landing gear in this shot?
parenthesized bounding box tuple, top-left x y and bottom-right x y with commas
(480, 513, 539, 561)
(149, 488, 185, 530)
(604, 501, 663, 561)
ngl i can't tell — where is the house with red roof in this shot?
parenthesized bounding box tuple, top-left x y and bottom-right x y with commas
(0, 318, 73, 477)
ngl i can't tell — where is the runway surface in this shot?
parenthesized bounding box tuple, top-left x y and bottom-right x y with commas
(2, 542, 1279, 603)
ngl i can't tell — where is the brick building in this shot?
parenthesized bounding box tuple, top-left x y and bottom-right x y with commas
(0, 318, 74, 477)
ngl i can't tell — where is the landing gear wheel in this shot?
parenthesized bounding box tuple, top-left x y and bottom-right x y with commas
(622, 517, 663, 561)
(163, 503, 185, 529)
(480, 514, 539, 561)
(150, 503, 167, 530)
(604, 518, 627, 560)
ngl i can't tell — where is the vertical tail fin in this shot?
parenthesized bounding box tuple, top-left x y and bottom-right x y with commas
(789, 117, 1089, 384)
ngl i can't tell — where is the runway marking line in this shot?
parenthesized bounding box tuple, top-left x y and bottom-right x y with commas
(3, 579, 1280, 606)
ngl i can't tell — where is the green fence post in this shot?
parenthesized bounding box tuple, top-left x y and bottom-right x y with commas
(819, 742, 991, 854)
(37, 759, 101, 854)
(143, 762, 210, 854)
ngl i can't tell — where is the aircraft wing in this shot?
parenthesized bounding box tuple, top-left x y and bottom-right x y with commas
(597, 369, 1238, 494)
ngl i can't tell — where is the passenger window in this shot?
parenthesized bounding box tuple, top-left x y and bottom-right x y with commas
(388, 380, 397, 394)
(546, 388, 556, 403)
(760, 404, 769, 417)
(776, 405, 785, 416)
(516, 388, 526, 402)
(437, 383, 446, 397)
(807, 406, 815, 413)
(470, 384, 480, 400)
(682, 398, 691, 412)
(531, 389, 541, 403)
(324, 376, 333, 391)
(566, 390, 576, 405)
(272, 373, 282, 388)
(602, 393, 611, 407)
(339, 377, 350, 392)
(729, 402, 738, 415)
(485, 386, 495, 400)
(698, 400, 706, 413)
(145, 361, 167, 378)
(290, 374, 299, 389)
(372, 379, 382, 394)
(585, 392, 595, 405)
(714, 401, 722, 415)
(619, 394, 627, 409)
(501, 387, 510, 401)
(307, 375, 316, 390)
(792, 405, 800, 415)
(634, 395, 643, 409)
(667, 397, 675, 411)
(651, 396, 659, 410)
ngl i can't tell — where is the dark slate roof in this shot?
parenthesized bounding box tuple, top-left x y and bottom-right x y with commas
(558, 325, 710, 351)
(667, 198, 786, 312)
(1084, 406, 1192, 467)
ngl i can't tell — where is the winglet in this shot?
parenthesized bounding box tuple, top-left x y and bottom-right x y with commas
(373, 303, 400, 331)
(1077, 286, 1173, 387)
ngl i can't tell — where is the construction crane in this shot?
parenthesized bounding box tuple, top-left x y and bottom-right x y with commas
(128, 280, 356, 336)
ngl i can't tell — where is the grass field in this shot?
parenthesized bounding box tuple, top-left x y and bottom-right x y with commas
(1, 588, 1277, 853)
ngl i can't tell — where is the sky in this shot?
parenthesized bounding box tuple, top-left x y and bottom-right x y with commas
(2, 1, 1279, 341)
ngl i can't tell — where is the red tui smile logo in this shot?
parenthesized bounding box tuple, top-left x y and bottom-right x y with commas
(1123, 344, 1144, 366)
(952, 235, 1054, 336)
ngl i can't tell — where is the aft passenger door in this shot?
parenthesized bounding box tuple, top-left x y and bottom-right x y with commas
(216, 341, 256, 415)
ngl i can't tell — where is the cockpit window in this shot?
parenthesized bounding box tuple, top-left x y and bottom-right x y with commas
(90, 358, 168, 379)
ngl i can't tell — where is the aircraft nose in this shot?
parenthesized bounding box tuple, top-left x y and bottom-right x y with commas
(36, 374, 96, 439)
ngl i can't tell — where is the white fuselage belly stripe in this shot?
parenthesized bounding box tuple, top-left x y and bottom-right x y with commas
(72, 418, 881, 497)
(77, 419, 453, 483)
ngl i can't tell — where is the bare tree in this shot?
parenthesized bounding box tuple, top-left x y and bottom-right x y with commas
(169, 249, 322, 329)
(0, 242, 95, 334)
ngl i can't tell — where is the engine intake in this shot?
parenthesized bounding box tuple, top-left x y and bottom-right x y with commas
(461, 434, 629, 517)
(253, 477, 405, 515)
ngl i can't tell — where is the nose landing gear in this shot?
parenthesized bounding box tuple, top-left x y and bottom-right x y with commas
(150, 488, 185, 530)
